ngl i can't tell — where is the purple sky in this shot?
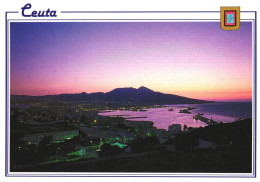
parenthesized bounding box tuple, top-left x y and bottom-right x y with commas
(10, 22, 252, 101)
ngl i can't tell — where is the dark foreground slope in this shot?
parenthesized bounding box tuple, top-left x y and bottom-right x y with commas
(17, 119, 252, 173)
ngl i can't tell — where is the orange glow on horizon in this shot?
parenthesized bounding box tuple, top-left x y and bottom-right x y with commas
(10, 22, 253, 102)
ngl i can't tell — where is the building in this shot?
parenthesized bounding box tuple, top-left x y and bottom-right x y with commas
(168, 124, 181, 135)
(85, 140, 104, 151)
(157, 135, 169, 144)
(126, 120, 154, 129)
(22, 130, 79, 145)
(152, 128, 167, 136)
(67, 148, 99, 159)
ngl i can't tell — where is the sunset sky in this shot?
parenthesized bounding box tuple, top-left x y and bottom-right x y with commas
(10, 22, 252, 101)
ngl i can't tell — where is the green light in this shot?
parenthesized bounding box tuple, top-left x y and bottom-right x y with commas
(111, 142, 127, 148)
(146, 132, 152, 137)
(67, 151, 80, 157)
(52, 140, 64, 143)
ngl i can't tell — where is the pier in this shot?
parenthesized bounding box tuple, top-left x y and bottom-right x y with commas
(193, 114, 218, 125)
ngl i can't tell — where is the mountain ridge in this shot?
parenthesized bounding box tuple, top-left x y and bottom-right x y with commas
(11, 86, 214, 104)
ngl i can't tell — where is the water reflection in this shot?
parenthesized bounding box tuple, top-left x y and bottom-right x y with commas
(98, 105, 237, 130)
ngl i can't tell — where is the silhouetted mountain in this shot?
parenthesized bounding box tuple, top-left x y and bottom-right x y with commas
(138, 86, 154, 92)
(11, 86, 213, 104)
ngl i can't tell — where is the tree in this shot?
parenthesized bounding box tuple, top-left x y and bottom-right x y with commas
(131, 136, 160, 152)
(183, 124, 188, 131)
(117, 123, 128, 130)
(100, 143, 123, 155)
(36, 135, 53, 161)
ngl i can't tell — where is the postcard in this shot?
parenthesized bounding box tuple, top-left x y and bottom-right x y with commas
(1, 0, 259, 181)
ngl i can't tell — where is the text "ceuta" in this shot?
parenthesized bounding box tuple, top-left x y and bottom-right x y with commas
(21, 3, 57, 17)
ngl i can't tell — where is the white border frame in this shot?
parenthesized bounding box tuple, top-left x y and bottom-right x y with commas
(5, 10, 256, 178)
